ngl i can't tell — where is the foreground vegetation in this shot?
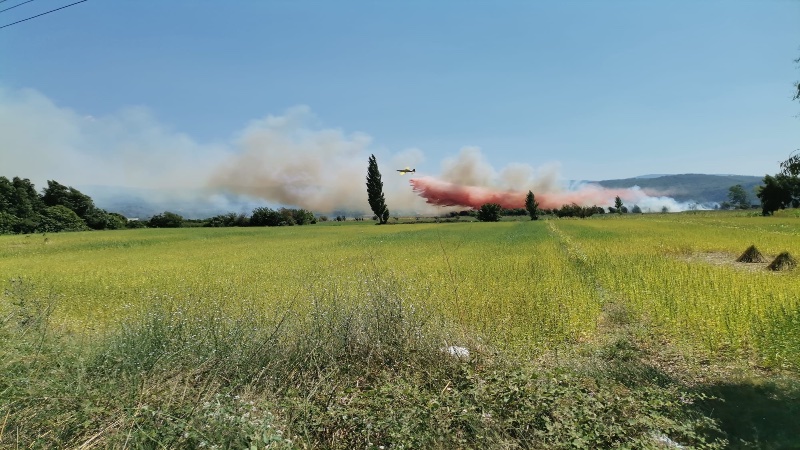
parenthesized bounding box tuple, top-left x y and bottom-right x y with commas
(2, 211, 799, 448)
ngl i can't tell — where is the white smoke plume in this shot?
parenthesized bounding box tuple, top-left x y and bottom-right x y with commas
(0, 86, 227, 190)
(0, 86, 701, 217)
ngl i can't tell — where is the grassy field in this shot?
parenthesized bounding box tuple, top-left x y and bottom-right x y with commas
(2, 211, 799, 448)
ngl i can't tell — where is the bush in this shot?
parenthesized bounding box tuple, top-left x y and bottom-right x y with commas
(0, 211, 20, 234)
(84, 208, 127, 230)
(218, 212, 249, 227)
(477, 203, 502, 222)
(148, 211, 184, 228)
(250, 207, 317, 227)
(556, 204, 605, 218)
(278, 208, 296, 226)
(38, 205, 88, 232)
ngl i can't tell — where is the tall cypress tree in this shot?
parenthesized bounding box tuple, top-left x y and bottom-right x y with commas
(366, 154, 390, 224)
(525, 190, 539, 220)
(614, 196, 624, 215)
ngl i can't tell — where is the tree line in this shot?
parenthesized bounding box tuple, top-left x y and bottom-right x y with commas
(0, 177, 325, 235)
(0, 177, 128, 234)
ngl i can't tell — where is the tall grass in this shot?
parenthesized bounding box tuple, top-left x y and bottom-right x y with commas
(1, 277, 724, 449)
(1, 212, 799, 446)
(550, 215, 800, 368)
(1, 214, 799, 364)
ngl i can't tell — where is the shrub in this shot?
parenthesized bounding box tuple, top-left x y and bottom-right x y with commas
(39, 205, 88, 232)
(126, 219, 146, 229)
(0, 211, 20, 234)
(251, 207, 282, 226)
(477, 203, 502, 222)
(84, 208, 127, 230)
(148, 211, 184, 228)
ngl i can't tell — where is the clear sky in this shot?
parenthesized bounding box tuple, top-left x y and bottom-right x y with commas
(1, 0, 799, 190)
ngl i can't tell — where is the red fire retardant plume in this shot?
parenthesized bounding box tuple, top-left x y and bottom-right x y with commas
(409, 177, 639, 210)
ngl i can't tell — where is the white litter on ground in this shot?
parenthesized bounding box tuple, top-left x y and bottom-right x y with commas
(442, 346, 470, 359)
(651, 432, 685, 449)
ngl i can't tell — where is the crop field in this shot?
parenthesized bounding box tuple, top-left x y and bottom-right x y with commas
(2, 211, 800, 448)
(2, 212, 799, 365)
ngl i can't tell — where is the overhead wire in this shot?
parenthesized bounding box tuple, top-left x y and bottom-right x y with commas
(0, 0, 86, 29)
(1, 0, 35, 14)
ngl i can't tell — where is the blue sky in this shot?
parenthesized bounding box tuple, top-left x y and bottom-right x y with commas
(1, 0, 798, 190)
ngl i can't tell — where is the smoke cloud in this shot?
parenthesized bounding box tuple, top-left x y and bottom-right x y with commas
(409, 147, 697, 212)
(0, 86, 226, 190)
(0, 86, 698, 217)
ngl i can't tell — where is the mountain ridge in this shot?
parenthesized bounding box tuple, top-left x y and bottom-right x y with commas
(591, 173, 763, 204)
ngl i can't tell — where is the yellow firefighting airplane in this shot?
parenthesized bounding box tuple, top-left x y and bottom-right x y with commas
(396, 168, 416, 175)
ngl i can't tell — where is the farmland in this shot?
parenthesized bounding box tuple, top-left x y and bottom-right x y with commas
(2, 211, 800, 448)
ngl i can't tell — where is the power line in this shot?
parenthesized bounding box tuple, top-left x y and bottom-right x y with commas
(1, 0, 35, 14)
(0, 0, 86, 29)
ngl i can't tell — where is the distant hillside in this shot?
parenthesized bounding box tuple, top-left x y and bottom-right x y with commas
(594, 174, 764, 204)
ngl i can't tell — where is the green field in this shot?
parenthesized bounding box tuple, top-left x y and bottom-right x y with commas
(2, 212, 800, 448)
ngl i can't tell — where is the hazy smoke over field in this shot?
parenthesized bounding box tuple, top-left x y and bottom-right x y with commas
(1, 86, 694, 216)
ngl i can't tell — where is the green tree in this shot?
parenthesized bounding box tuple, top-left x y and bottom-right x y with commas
(631, 205, 642, 214)
(0, 176, 14, 214)
(524, 191, 539, 220)
(0, 211, 20, 234)
(780, 151, 800, 177)
(84, 208, 127, 230)
(250, 207, 281, 226)
(39, 205, 88, 232)
(148, 211, 184, 228)
(614, 196, 624, 215)
(126, 219, 146, 229)
(11, 177, 44, 219)
(757, 174, 800, 215)
(366, 154, 390, 224)
(107, 212, 129, 229)
(292, 209, 316, 225)
(784, 55, 800, 176)
(278, 208, 296, 226)
(758, 56, 799, 212)
(727, 184, 750, 209)
(206, 212, 240, 227)
(42, 180, 96, 219)
(476, 203, 502, 222)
